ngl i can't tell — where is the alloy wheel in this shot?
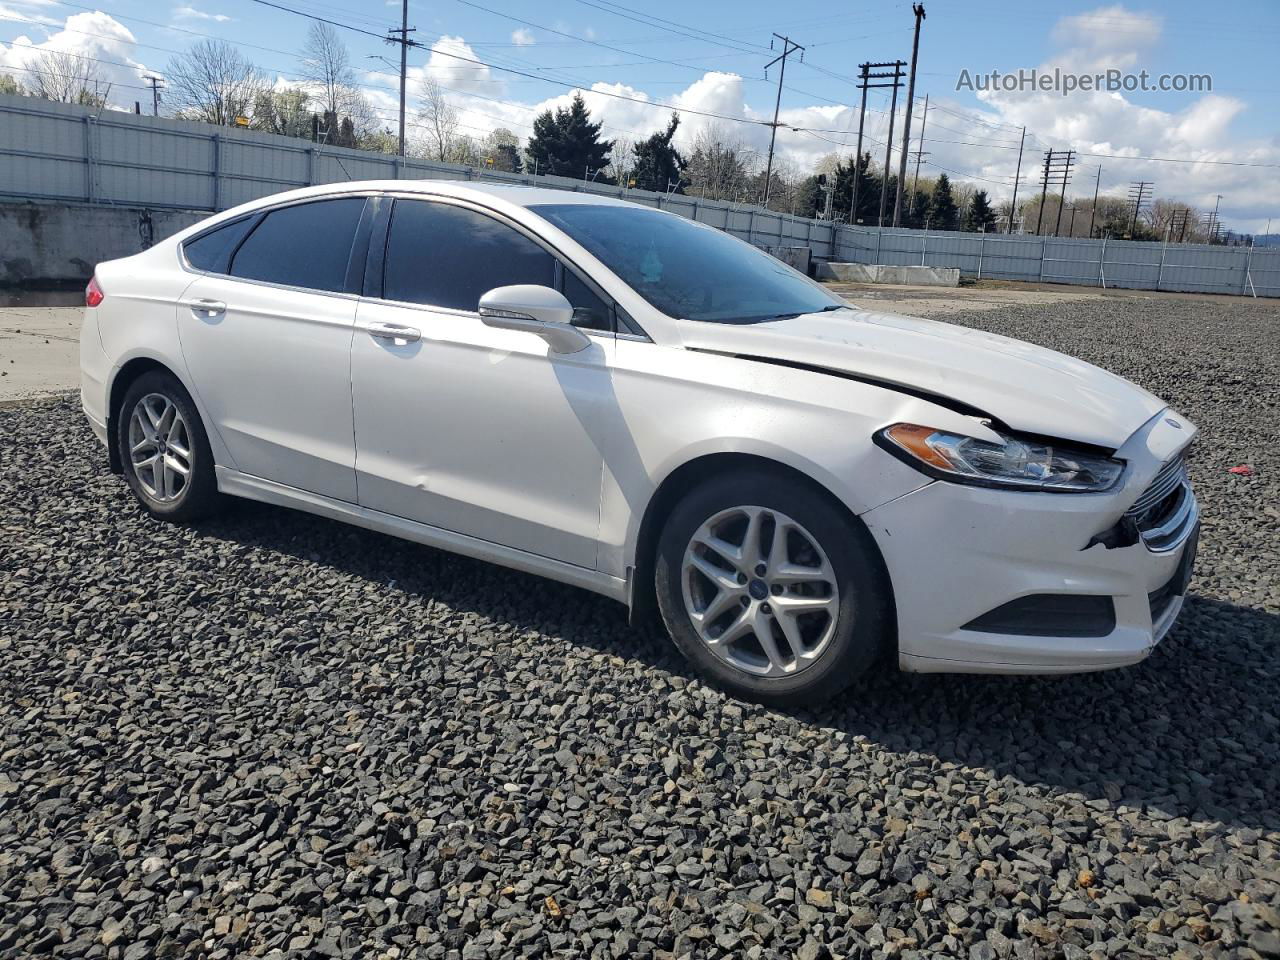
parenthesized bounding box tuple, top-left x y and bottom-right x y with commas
(127, 392, 193, 503)
(681, 505, 841, 678)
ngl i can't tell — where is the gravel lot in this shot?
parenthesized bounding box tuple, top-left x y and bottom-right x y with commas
(2, 295, 1278, 960)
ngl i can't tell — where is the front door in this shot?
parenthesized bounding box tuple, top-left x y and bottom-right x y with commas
(349, 197, 613, 568)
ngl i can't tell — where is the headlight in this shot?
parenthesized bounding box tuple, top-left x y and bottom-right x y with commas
(875, 422, 1124, 492)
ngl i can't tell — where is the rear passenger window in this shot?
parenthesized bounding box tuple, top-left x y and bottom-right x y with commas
(183, 216, 256, 274)
(382, 200, 554, 311)
(230, 197, 365, 293)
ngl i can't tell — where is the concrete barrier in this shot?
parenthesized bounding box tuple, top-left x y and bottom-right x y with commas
(0, 202, 205, 287)
(816, 262, 960, 287)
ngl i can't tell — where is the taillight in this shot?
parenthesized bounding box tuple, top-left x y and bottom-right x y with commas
(85, 276, 104, 307)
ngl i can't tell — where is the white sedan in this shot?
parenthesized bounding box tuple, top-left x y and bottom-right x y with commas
(79, 181, 1199, 704)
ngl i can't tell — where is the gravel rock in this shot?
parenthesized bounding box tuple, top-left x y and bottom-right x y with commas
(1, 295, 1277, 958)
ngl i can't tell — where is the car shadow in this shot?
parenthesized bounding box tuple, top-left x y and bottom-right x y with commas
(195, 497, 1280, 834)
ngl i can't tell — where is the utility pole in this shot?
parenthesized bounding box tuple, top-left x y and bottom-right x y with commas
(892, 4, 925, 226)
(1128, 180, 1153, 237)
(1006, 125, 1025, 234)
(850, 61, 904, 224)
(763, 34, 804, 207)
(386, 0, 416, 158)
(1088, 165, 1101, 238)
(143, 75, 163, 116)
(1033, 150, 1073, 235)
(909, 94, 929, 222)
(850, 62, 870, 224)
(1052, 149, 1074, 237)
(877, 59, 907, 227)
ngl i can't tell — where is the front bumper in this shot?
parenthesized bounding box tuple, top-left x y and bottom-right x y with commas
(862, 413, 1198, 675)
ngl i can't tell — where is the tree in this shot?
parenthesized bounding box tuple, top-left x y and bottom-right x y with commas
(0, 73, 25, 96)
(525, 93, 613, 180)
(251, 87, 312, 138)
(963, 189, 997, 232)
(165, 39, 265, 125)
(481, 128, 522, 172)
(417, 77, 458, 162)
(28, 50, 107, 106)
(826, 151, 879, 223)
(631, 113, 684, 193)
(300, 21, 353, 118)
(929, 172, 958, 230)
(684, 124, 754, 201)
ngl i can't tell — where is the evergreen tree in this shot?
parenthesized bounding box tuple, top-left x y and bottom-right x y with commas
(525, 93, 613, 180)
(494, 143, 523, 173)
(631, 113, 685, 193)
(827, 152, 879, 223)
(798, 175, 825, 219)
(929, 173, 958, 230)
(963, 189, 997, 232)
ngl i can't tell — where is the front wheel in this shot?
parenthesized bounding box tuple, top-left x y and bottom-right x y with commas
(117, 370, 222, 522)
(654, 470, 891, 706)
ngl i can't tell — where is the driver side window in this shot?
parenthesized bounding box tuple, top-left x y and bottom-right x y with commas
(382, 199, 554, 310)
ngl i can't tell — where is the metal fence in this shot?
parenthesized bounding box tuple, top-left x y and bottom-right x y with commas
(0, 94, 838, 258)
(834, 227, 1278, 297)
(1, 93, 1275, 298)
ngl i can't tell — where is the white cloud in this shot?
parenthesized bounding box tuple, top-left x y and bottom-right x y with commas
(0, 11, 152, 108)
(173, 5, 232, 23)
(510, 28, 534, 47)
(423, 35, 497, 97)
(0, 1, 59, 27)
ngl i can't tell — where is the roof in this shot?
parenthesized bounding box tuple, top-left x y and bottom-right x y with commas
(294, 178, 638, 209)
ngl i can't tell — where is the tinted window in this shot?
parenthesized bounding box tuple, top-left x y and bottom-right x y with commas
(532, 203, 842, 324)
(183, 216, 257, 274)
(230, 197, 365, 293)
(383, 200, 554, 310)
(562, 267, 611, 331)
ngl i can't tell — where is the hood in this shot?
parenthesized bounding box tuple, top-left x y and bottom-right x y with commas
(677, 307, 1165, 449)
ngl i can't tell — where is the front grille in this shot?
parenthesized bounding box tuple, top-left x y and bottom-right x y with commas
(1128, 455, 1186, 515)
(1126, 453, 1197, 552)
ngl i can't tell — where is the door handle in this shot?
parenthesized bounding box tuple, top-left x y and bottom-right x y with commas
(184, 298, 226, 316)
(366, 321, 421, 343)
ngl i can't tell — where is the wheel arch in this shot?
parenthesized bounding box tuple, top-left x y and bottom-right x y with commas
(105, 356, 186, 474)
(627, 452, 896, 643)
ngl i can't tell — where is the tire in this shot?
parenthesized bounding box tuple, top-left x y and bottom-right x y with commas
(655, 469, 891, 706)
(117, 370, 222, 523)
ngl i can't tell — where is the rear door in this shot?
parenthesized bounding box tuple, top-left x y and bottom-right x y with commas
(177, 196, 373, 502)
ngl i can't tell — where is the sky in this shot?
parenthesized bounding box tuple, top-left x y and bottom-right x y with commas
(1, 0, 1278, 234)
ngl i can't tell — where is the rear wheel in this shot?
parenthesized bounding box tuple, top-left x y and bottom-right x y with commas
(655, 470, 890, 705)
(117, 370, 222, 522)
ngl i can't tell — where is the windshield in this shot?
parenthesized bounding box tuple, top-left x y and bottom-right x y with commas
(531, 203, 844, 324)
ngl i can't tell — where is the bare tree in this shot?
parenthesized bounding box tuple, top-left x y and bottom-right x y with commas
(604, 135, 632, 185)
(417, 78, 458, 163)
(685, 124, 756, 202)
(28, 50, 107, 106)
(164, 39, 264, 126)
(300, 21, 354, 117)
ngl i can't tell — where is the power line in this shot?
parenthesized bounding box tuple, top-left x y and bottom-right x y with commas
(250, 0, 779, 128)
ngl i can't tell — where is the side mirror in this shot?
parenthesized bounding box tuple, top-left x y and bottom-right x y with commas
(478, 284, 591, 354)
